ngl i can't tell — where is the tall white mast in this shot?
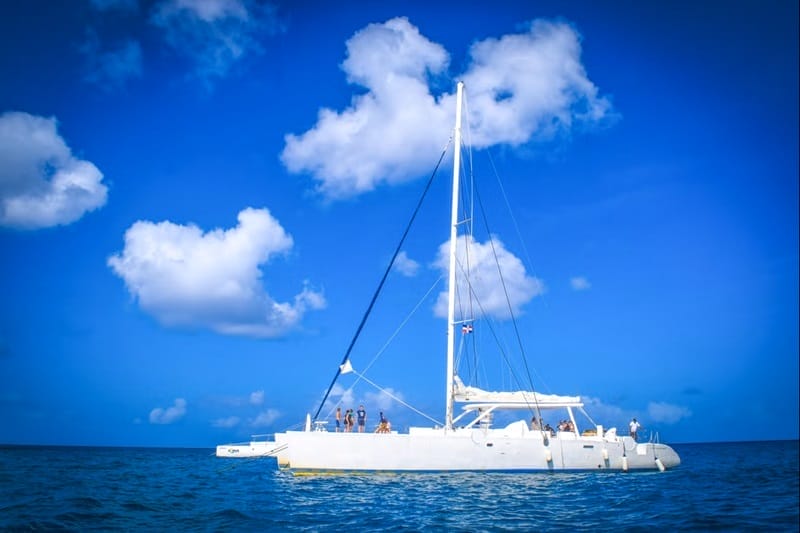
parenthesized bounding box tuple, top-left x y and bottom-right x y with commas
(445, 81, 464, 431)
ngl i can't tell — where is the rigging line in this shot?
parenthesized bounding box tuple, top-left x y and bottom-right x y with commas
(360, 273, 444, 377)
(312, 140, 452, 422)
(453, 257, 522, 391)
(485, 147, 549, 312)
(471, 185, 544, 421)
(352, 370, 443, 427)
(483, 149, 556, 394)
(462, 87, 476, 238)
(320, 274, 445, 423)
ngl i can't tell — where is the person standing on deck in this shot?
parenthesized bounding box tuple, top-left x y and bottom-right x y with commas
(357, 405, 366, 433)
(335, 407, 342, 432)
(629, 418, 641, 441)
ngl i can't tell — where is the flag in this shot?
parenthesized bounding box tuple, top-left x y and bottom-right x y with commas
(339, 359, 354, 374)
(462, 324, 473, 334)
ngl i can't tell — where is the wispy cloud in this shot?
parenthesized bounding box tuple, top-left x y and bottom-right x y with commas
(323, 383, 355, 411)
(394, 251, 420, 277)
(249, 390, 264, 406)
(647, 401, 692, 424)
(151, 0, 281, 84)
(108, 208, 326, 337)
(570, 276, 591, 291)
(149, 398, 187, 424)
(433, 235, 544, 320)
(282, 17, 612, 200)
(212, 415, 240, 428)
(250, 409, 280, 427)
(581, 396, 629, 428)
(364, 388, 403, 412)
(582, 396, 693, 429)
(0, 112, 108, 229)
(80, 31, 143, 89)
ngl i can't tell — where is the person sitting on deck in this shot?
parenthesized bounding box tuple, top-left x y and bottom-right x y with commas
(375, 411, 391, 433)
(530, 417, 540, 430)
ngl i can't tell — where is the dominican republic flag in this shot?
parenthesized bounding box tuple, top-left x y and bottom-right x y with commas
(462, 324, 474, 334)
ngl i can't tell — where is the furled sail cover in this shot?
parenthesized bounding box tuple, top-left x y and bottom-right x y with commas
(453, 376, 581, 406)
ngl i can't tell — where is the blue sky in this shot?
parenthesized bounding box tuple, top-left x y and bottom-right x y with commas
(0, 0, 797, 447)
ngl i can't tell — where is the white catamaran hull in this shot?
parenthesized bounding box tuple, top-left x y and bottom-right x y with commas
(275, 423, 680, 473)
(216, 440, 286, 459)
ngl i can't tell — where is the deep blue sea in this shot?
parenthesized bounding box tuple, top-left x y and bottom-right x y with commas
(1, 440, 797, 531)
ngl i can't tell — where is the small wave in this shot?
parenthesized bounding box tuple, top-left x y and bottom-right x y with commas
(54, 510, 122, 525)
(121, 501, 156, 512)
(67, 496, 104, 509)
(212, 508, 254, 520)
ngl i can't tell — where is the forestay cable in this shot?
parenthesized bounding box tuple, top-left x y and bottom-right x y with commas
(312, 140, 452, 421)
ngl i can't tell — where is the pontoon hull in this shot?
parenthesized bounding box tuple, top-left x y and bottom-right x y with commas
(276, 425, 680, 473)
(216, 440, 284, 459)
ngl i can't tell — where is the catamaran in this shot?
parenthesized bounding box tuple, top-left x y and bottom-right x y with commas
(217, 82, 681, 473)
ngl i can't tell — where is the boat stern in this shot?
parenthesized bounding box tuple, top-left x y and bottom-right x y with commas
(655, 444, 681, 469)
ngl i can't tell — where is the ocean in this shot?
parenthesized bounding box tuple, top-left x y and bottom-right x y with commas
(1, 440, 797, 531)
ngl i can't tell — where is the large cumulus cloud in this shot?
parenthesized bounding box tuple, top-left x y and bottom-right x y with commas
(281, 17, 611, 200)
(108, 207, 325, 337)
(0, 112, 108, 229)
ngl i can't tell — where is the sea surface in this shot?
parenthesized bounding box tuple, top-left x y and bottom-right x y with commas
(0, 440, 797, 531)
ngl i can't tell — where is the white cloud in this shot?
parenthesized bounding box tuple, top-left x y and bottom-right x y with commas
(647, 401, 692, 424)
(249, 390, 264, 406)
(0, 112, 108, 229)
(281, 17, 611, 200)
(212, 415, 240, 428)
(583, 397, 692, 429)
(570, 276, 591, 291)
(327, 383, 355, 409)
(394, 251, 420, 277)
(81, 33, 143, 89)
(108, 207, 326, 337)
(461, 20, 610, 146)
(149, 398, 187, 424)
(364, 388, 403, 412)
(250, 408, 280, 427)
(433, 235, 544, 320)
(151, 0, 280, 83)
(581, 396, 628, 428)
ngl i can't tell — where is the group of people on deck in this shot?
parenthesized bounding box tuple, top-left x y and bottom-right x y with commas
(334, 406, 391, 433)
(529, 417, 555, 435)
(531, 416, 573, 434)
(529, 415, 645, 441)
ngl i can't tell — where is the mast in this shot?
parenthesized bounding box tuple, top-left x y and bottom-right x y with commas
(445, 81, 464, 431)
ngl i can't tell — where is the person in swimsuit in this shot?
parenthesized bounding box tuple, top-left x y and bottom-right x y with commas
(345, 409, 354, 432)
(335, 407, 342, 432)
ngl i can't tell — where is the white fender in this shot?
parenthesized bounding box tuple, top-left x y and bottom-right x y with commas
(545, 449, 552, 463)
(655, 457, 666, 472)
(622, 456, 629, 472)
(602, 449, 609, 460)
